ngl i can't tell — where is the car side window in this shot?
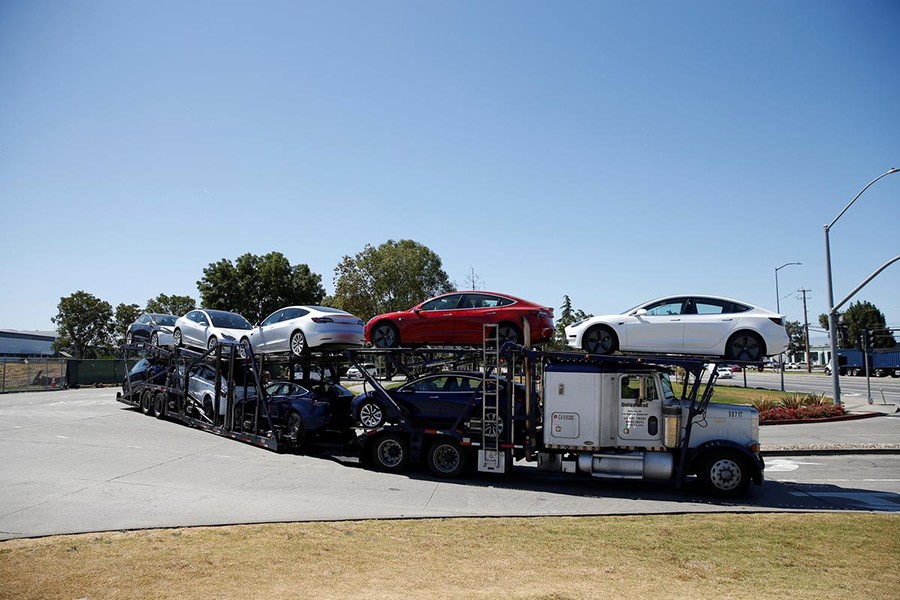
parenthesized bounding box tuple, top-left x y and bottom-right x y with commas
(461, 294, 510, 309)
(405, 377, 443, 392)
(643, 300, 685, 316)
(261, 310, 282, 327)
(281, 308, 308, 321)
(693, 298, 730, 315)
(459, 377, 481, 391)
(420, 295, 461, 311)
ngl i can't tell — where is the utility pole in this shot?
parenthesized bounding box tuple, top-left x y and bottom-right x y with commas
(798, 288, 812, 373)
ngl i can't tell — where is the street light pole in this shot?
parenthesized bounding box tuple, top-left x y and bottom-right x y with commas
(775, 261, 801, 391)
(825, 167, 900, 407)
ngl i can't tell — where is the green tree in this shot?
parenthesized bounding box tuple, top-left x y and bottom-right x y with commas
(551, 295, 592, 349)
(784, 320, 805, 355)
(145, 293, 196, 316)
(819, 300, 894, 349)
(197, 252, 325, 323)
(113, 303, 142, 345)
(51, 291, 114, 358)
(331, 239, 453, 321)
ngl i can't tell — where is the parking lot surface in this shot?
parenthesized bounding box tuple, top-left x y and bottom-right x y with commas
(1, 388, 898, 539)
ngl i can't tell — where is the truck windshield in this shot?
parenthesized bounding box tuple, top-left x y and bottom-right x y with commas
(660, 374, 677, 401)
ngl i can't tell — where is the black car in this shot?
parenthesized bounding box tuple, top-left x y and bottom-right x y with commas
(126, 313, 179, 346)
(234, 379, 354, 446)
(122, 357, 169, 400)
(351, 371, 524, 431)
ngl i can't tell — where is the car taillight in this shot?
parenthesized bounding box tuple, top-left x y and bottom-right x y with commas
(312, 317, 334, 324)
(537, 310, 553, 318)
(769, 317, 784, 326)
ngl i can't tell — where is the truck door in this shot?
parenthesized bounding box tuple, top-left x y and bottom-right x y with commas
(617, 374, 663, 444)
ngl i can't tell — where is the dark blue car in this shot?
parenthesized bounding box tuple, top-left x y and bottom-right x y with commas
(351, 371, 524, 431)
(235, 379, 354, 446)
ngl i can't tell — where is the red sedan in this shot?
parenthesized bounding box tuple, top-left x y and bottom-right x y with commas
(365, 291, 555, 348)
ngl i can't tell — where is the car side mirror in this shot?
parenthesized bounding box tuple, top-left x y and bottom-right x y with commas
(634, 309, 647, 317)
(413, 308, 421, 314)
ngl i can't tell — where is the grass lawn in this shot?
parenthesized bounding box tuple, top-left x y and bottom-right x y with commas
(1, 514, 896, 600)
(672, 380, 802, 405)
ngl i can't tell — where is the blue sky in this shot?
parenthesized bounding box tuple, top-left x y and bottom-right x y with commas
(1, 1, 898, 335)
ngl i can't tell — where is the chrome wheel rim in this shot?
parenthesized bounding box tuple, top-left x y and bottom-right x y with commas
(359, 403, 383, 428)
(291, 332, 306, 356)
(709, 458, 742, 491)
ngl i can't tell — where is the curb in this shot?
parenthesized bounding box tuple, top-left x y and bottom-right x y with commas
(759, 411, 887, 426)
(761, 446, 900, 456)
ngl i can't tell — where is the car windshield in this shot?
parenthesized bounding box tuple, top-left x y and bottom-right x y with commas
(208, 311, 252, 329)
(155, 315, 177, 326)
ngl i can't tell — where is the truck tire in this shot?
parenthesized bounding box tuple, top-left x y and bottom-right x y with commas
(140, 389, 153, 415)
(698, 451, 751, 498)
(371, 433, 409, 473)
(153, 392, 166, 419)
(427, 439, 468, 478)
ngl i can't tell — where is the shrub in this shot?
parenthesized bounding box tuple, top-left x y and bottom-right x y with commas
(759, 404, 846, 423)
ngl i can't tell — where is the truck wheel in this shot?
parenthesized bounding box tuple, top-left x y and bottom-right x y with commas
(153, 392, 166, 419)
(427, 439, 468, 478)
(358, 400, 386, 428)
(699, 452, 751, 498)
(173, 329, 183, 348)
(371, 433, 409, 473)
(140, 389, 153, 415)
(582, 326, 618, 355)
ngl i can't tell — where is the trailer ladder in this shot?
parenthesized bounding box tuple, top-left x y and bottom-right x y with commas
(479, 323, 505, 472)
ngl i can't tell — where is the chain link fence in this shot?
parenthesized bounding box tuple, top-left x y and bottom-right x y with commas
(0, 358, 68, 393)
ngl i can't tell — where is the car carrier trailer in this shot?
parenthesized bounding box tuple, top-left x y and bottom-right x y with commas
(117, 326, 764, 497)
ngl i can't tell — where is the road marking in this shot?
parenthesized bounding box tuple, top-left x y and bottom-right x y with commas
(789, 491, 900, 509)
(765, 458, 823, 472)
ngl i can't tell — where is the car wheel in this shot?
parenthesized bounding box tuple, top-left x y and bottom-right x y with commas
(140, 389, 153, 415)
(698, 451, 751, 498)
(582, 325, 618, 355)
(238, 338, 250, 359)
(173, 329, 183, 348)
(371, 433, 409, 472)
(358, 400, 386, 428)
(725, 331, 764, 362)
(427, 439, 469, 478)
(150, 332, 159, 346)
(371, 322, 400, 348)
(153, 392, 166, 419)
(125, 332, 133, 345)
(203, 395, 214, 423)
(497, 323, 522, 346)
(481, 411, 505, 438)
(286, 411, 304, 443)
(290, 330, 308, 356)
(207, 336, 218, 351)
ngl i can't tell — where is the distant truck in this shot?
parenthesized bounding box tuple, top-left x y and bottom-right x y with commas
(825, 348, 899, 377)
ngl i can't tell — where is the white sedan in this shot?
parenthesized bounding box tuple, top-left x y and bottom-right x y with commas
(565, 295, 789, 362)
(173, 309, 254, 352)
(242, 305, 365, 357)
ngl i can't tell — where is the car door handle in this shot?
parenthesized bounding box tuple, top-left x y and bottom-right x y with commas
(486, 311, 497, 315)
(670, 319, 681, 322)
(721, 318, 733, 321)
